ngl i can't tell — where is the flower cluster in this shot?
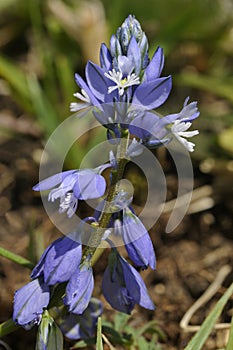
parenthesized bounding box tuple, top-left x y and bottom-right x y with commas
(13, 14, 200, 347)
(71, 14, 199, 152)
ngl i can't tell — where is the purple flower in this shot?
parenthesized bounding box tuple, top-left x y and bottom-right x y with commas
(102, 249, 155, 314)
(59, 298, 103, 340)
(121, 208, 156, 269)
(13, 277, 50, 330)
(129, 110, 169, 147)
(64, 265, 94, 314)
(31, 232, 82, 285)
(129, 98, 200, 151)
(70, 15, 172, 114)
(33, 164, 110, 217)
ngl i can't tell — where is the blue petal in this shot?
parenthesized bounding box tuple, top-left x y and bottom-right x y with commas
(60, 315, 82, 340)
(124, 263, 155, 310)
(75, 73, 100, 106)
(59, 298, 102, 340)
(118, 55, 134, 76)
(127, 36, 141, 75)
(100, 43, 112, 71)
(43, 236, 82, 285)
(65, 267, 94, 314)
(110, 35, 122, 57)
(32, 170, 76, 191)
(102, 265, 136, 314)
(73, 171, 106, 200)
(144, 47, 164, 81)
(85, 61, 113, 103)
(30, 242, 56, 279)
(13, 278, 50, 329)
(132, 76, 172, 109)
(122, 211, 156, 269)
(129, 112, 160, 140)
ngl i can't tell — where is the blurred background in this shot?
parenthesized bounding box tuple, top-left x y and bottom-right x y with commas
(0, 0, 233, 349)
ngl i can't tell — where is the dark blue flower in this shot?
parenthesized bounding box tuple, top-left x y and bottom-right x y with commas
(102, 249, 155, 314)
(33, 164, 110, 218)
(59, 298, 103, 340)
(13, 277, 50, 330)
(31, 232, 82, 285)
(64, 265, 94, 314)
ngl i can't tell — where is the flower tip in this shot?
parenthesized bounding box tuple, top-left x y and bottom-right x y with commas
(32, 184, 39, 191)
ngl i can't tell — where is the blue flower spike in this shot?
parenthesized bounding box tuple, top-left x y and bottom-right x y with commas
(12, 14, 200, 346)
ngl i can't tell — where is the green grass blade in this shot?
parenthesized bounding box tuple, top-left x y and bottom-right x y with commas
(226, 315, 233, 350)
(0, 246, 34, 269)
(184, 282, 233, 350)
(0, 319, 18, 337)
(177, 72, 233, 104)
(0, 55, 29, 98)
(27, 73, 59, 135)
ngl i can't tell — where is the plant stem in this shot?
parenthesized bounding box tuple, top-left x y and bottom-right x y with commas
(82, 133, 129, 264)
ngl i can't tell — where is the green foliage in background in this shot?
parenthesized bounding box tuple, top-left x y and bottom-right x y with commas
(0, 0, 233, 165)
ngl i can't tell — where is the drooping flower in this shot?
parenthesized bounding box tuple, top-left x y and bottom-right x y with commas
(13, 277, 50, 330)
(129, 98, 200, 151)
(120, 208, 156, 269)
(31, 232, 82, 285)
(64, 264, 94, 314)
(59, 298, 103, 340)
(33, 164, 110, 217)
(102, 248, 155, 314)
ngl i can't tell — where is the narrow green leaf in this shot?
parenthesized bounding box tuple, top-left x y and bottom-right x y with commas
(226, 315, 233, 350)
(176, 72, 233, 104)
(72, 338, 95, 348)
(0, 247, 34, 269)
(184, 282, 233, 350)
(56, 54, 76, 107)
(96, 317, 103, 350)
(0, 319, 19, 338)
(27, 73, 59, 135)
(0, 55, 30, 100)
(113, 311, 130, 332)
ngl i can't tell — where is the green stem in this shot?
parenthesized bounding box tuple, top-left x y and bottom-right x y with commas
(0, 247, 34, 269)
(82, 133, 129, 264)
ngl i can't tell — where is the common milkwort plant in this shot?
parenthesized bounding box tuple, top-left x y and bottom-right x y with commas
(3, 15, 199, 348)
